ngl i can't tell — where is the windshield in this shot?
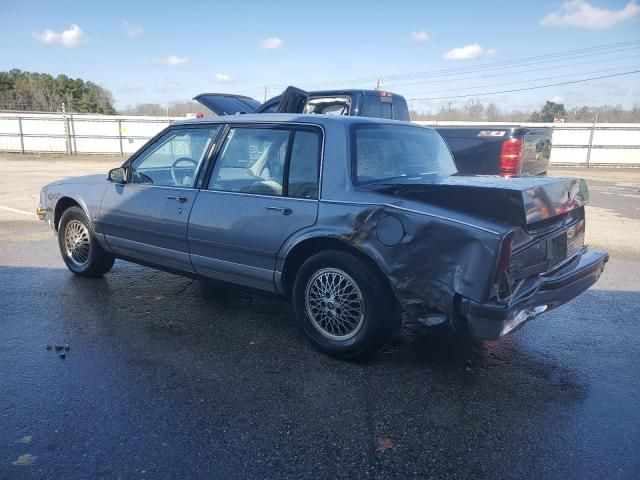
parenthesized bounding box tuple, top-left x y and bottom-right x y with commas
(352, 124, 457, 185)
(304, 96, 351, 115)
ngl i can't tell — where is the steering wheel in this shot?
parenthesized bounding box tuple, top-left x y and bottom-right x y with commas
(171, 157, 198, 186)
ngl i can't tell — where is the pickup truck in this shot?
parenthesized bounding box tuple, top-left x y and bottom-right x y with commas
(434, 125, 552, 176)
(194, 86, 411, 121)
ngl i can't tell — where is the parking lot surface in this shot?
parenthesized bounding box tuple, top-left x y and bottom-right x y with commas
(1, 154, 639, 479)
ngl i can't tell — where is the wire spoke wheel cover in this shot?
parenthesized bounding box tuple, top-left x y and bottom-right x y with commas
(63, 219, 91, 267)
(305, 267, 365, 341)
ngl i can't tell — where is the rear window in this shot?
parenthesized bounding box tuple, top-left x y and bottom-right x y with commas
(361, 97, 393, 119)
(352, 124, 457, 185)
(304, 96, 351, 115)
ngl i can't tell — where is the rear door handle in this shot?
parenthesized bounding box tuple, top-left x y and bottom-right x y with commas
(165, 196, 187, 203)
(266, 206, 292, 215)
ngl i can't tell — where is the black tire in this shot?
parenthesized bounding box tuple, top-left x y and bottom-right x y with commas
(292, 250, 399, 360)
(57, 206, 115, 278)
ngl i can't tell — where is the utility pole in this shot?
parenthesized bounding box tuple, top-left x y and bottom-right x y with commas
(61, 102, 71, 155)
(586, 113, 598, 168)
(264, 86, 268, 102)
(375, 78, 384, 91)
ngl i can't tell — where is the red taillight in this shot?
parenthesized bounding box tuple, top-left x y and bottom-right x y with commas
(499, 138, 523, 176)
(378, 91, 392, 98)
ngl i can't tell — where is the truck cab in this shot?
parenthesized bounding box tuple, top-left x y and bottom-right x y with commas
(194, 87, 410, 122)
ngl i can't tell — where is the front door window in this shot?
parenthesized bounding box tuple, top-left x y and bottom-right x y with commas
(130, 127, 218, 187)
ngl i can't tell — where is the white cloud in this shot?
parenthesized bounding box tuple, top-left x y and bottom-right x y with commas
(262, 37, 283, 50)
(215, 73, 233, 82)
(550, 95, 565, 103)
(443, 44, 496, 60)
(153, 56, 190, 66)
(540, 0, 640, 29)
(35, 24, 87, 47)
(122, 21, 143, 38)
(410, 30, 429, 42)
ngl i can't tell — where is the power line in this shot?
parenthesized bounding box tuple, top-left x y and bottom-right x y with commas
(404, 65, 640, 97)
(269, 39, 640, 89)
(382, 52, 640, 90)
(408, 70, 640, 101)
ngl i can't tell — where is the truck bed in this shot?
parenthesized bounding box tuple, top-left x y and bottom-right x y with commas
(435, 125, 552, 176)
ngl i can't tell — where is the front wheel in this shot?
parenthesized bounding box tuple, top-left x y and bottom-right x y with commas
(292, 250, 399, 360)
(58, 206, 115, 277)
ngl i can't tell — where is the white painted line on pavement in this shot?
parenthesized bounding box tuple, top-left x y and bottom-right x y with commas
(0, 205, 33, 216)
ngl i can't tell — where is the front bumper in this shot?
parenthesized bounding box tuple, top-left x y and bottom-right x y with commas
(459, 248, 608, 339)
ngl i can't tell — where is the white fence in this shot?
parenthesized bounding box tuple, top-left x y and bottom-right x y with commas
(1, 112, 639, 166)
(0, 112, 179, 156)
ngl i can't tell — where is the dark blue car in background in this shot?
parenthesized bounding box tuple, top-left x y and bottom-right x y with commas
(194, 85, 411, 121)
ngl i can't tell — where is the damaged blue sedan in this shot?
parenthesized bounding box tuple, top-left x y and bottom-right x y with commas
(38, 114, 608, 359)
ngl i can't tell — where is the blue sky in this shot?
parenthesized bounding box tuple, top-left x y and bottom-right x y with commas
(1, 0, 639, 111)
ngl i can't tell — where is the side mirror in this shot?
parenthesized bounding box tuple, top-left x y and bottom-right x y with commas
(108, 167, 127, 184)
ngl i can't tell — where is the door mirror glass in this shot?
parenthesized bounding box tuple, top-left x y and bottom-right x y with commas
(108, 167, 127, 183)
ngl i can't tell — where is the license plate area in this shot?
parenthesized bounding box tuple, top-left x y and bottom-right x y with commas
(548, 232, 568, 267)
(548, 220, 585, 267)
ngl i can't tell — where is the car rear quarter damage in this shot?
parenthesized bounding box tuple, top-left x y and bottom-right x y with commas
(279, 199, 505, 327)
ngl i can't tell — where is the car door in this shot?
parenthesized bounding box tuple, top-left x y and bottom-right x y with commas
(98, 125, 220, 271)
(188, 124, 321, 291)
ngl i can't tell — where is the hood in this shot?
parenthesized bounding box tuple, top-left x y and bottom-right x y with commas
(193, 93, 261, 115)
(376, 175, 589, 227)
(46, 174, 107, 188)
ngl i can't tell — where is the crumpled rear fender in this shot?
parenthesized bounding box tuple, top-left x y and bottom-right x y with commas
(279, 201, 505, 320)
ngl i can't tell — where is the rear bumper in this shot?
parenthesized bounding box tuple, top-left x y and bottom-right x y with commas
(459, 248, 608, 339)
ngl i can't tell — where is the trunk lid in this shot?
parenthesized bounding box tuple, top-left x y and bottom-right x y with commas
(375, 175, 589, 228)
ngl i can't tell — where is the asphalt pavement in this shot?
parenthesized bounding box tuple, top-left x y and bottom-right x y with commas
(1, 156, 639, 479)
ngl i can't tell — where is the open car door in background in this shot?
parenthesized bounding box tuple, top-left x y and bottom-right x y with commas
(193, 86, 310, 116)
(276, 86, 309, 113)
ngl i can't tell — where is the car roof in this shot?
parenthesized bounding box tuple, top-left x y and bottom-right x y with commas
(173, 113, 423, 128)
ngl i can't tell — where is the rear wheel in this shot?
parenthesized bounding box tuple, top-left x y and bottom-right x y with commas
(58, 206, 115, 277)
(292, 250, 398, 360)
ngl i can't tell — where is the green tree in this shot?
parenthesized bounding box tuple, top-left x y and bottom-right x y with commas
(529, 101, 567, 122)
(0, 69, 116, 113)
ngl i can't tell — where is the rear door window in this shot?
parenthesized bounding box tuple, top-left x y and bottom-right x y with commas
(209, 127, 290, 196)
(287, 130, 321, 199)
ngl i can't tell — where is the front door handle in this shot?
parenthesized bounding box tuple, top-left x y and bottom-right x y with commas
(266, 206, 292, 215)
(166, 196, 187, 203)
